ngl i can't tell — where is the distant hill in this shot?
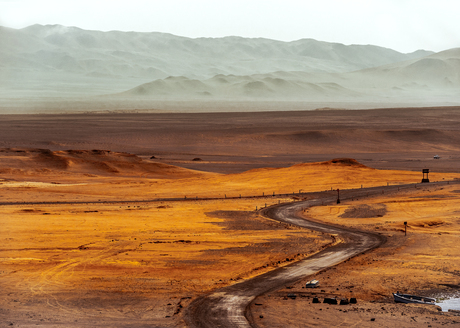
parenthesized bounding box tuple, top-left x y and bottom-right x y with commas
(344, 48, 460, 96)
(119, 48, 460, 101)
(0, 24, 432, 85)
(120, 73, 363, 100)
(2, 24, 460, 112)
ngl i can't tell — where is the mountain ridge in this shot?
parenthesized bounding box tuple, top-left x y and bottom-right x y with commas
(2, 24, 459, 112)
(118, 46, 460, 101)
(1, 24, 434, 81)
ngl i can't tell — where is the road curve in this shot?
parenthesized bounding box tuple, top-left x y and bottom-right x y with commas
(184, 196, 386, 328)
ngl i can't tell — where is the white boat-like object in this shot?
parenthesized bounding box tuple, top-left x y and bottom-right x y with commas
(393, 292, 436, 305)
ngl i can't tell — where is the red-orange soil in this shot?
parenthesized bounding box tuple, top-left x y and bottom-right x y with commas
(1, 107, 460, 327)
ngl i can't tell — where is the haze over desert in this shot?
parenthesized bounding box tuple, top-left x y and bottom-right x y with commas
(1, 8, 460, 327)
(1, 25, 459, 114)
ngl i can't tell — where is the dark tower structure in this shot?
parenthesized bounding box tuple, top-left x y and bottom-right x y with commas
(421, 169, 429, 183)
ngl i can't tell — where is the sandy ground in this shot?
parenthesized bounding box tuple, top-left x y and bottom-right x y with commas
(250, 183, 460, 327)
(1, 107, 460, 174)
(1, 199, 329, 327)
(1, 107, 460, 327)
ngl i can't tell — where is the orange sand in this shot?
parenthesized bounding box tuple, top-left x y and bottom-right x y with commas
(1, 151, 460, 327)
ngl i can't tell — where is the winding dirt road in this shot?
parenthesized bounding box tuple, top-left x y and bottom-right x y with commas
(2, 180, 455, 327)
(184, 193, 387, 328)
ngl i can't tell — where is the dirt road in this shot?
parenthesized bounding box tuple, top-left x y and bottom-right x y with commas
(184, 193, 387, 328)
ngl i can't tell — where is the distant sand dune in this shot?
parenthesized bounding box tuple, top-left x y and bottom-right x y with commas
(260, 128, 460, 153)
(0, 148, 213, 179)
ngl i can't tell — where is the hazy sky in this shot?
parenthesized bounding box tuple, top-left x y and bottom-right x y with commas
(1, 0, 459, 53)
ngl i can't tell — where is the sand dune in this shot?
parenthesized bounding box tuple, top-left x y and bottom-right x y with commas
(0, 148, 213, 180)
(1, 108, 460, 175)
(261, 128, 460, 153)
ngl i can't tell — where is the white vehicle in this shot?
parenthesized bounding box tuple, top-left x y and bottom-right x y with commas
(305, 279, 319, 288)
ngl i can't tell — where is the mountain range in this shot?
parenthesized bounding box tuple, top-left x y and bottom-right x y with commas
(1, 24, 459, 112)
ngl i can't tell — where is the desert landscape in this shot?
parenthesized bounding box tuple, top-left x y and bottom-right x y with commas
(1, 107, 460, 327)
(1, 19, 460, 327)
